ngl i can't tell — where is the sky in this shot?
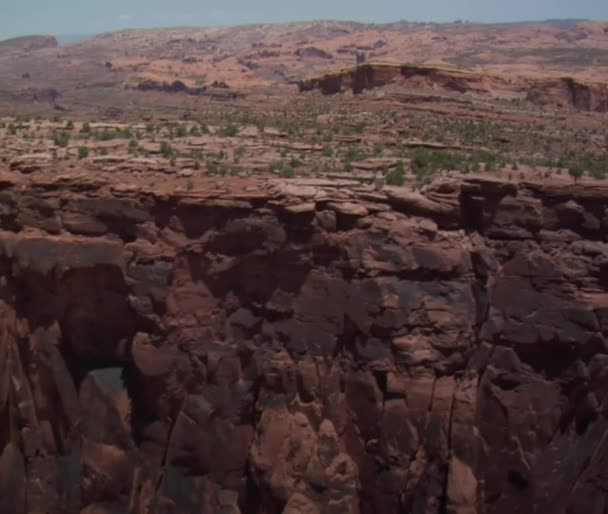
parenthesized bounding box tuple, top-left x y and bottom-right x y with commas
(1, 0, 607, 39)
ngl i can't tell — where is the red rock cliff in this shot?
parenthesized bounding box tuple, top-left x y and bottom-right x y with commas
(0, 173, 607, 514)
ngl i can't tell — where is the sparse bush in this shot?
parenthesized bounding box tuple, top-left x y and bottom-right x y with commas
(53, 131, 70, 148)
(219, 123, 239, 137)
(322, 145, 333, 157)
(280, 166, 296, 178)
(386, 161, 406, 186)
(81, 122, 91, 134)
(96, 129, 115, 141)
(270, 159, 296, 177)
(234, 146, 245, 163)
(344, 145, 365, 163)
(569, 166, 584, 182)
(160, 141, 174, 159)
(65, 120, 74, 130)
(78, 146, 89, 159)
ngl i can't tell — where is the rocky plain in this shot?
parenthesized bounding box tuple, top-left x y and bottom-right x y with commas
(0, 18, 607, 514)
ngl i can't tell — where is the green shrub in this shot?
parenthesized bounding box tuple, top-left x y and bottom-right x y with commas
(78, 146, 89, 159)
(386, 161, 406, 186)
(569, 166, 584, 182)
(53, 131, 70, 147)
(219, 123, 239, 137)
(280, 166, 296, 178)
(234, 146, 245, 161)
(160, 141, 174, 159)
(270, 160, 296, 177)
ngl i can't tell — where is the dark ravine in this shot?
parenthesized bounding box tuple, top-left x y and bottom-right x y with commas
(0, 172, 607, 514)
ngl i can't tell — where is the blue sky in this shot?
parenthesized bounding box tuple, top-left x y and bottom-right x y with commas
(2, 0, 607, 39)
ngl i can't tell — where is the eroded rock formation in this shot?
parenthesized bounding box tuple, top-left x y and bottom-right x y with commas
(0, 173, 607, 514)
(526, 77, 608, 112)
(299, 63, 608, 112)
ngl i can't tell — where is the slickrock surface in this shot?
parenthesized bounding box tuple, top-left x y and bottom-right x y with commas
(0, 172, 607, 514)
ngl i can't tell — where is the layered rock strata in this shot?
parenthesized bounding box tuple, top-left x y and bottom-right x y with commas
(0, 173, 607, 514)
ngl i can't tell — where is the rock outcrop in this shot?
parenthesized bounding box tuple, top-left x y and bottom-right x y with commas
(300, 63, 608, 112)
(298, 63, 505, 95)
(0, 172, 607, 514)
(526, 77, 608, 112)
(136, 79, 239, 99)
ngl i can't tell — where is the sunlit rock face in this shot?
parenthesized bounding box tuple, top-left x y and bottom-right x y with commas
(0, 174, 607, 514)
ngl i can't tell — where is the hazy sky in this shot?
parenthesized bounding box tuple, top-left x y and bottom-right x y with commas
(2, 0, 607, 39)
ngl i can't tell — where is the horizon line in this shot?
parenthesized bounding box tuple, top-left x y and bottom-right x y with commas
(0, 17, 602, 41)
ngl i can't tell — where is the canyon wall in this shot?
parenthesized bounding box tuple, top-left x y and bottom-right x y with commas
(299, 63, 608, 112)
(0, 173, 607, 514)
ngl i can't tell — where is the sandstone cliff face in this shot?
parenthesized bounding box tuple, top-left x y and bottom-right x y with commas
(526, 77, 608, 112)
(300, 63, 608, 112)
(0, 174, 607, 514)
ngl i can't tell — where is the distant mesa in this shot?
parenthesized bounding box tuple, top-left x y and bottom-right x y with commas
(0, 35, 58, 54)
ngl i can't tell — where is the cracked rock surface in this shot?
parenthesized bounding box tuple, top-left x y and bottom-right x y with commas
(0, 172, 607, 514)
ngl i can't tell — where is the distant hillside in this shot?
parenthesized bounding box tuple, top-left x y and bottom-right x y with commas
(0, 19, 606, 117)
(0, 35, 57, 53)
(56, 34, 94, 45)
